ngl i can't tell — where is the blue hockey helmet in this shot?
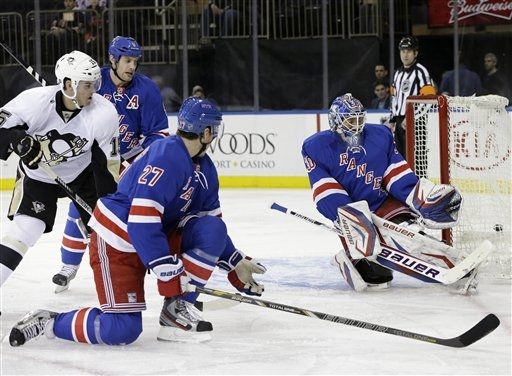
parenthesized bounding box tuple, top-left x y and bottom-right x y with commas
(108, 36, 142, 62)
(328, 93, 366, 140)
(177, 97, 223, 138)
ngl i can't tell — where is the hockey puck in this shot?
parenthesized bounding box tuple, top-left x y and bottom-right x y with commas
(494, 224, 503, 232)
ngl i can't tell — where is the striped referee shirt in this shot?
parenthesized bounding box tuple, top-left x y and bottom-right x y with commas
(391, 61, 432, 116)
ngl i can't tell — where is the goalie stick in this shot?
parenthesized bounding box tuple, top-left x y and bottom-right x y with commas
(195, 286, 500, 348)
(270, 202, 491, 285)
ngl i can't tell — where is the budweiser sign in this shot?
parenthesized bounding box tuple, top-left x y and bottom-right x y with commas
(428, 0, 512, 27)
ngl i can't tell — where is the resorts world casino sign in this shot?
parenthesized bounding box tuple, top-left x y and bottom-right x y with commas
(428, 0, 512, 27)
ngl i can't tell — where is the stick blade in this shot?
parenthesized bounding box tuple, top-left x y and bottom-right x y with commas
(443, 240, 493, 284)
(445, 313, 500, 348)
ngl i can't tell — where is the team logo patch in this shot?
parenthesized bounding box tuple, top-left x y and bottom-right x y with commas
(32, 201, 45, 213)
(36, 129, 88, 167)
(127, 292, 137, 303)
(303, 156, 316, 172)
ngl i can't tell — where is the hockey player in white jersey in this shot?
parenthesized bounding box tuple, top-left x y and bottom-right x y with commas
(0, 50, 119, 291)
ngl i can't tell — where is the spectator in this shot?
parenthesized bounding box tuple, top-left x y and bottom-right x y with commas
(75, 0, 107, 8)
(201, 1, 241, 38)
(370, 81, 391, 110)
(439, 55, 483, 96)
(374, 63, 389, 84)
(152, 75, 182, 112)
(390, 36, 435, 158)
(191, 85, 220, 108)
(47, 0, 85, 58)
(83, 0, 107, 52)
(481, 53, 511, 100)
(192, 85, 206, 99)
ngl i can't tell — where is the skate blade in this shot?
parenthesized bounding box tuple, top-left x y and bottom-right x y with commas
(54, 284, 70, 294)
(366, 282, 391, 291)
(157, 326, 212, 343)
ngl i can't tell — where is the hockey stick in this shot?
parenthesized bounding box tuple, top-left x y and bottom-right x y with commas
(196, 286, 500, 348)
(38, 163, 93, 215)
(194, 294, 242, 312)
(270, 203, 491, 285)
(0, 41, 47, 86)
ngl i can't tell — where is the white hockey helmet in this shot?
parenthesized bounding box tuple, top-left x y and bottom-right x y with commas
(55, 50, 101, 103)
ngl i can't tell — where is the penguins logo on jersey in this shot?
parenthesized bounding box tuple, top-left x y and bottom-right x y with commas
(36, 129, 89, 167)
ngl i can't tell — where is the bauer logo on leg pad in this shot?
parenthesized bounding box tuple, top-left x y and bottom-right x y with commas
(378, 247, 441, 282)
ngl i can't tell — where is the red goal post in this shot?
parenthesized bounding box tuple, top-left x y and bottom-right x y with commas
(405, 94, 511, 278)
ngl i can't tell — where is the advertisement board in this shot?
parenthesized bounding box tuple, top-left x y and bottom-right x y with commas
(4, 111, 508, 189)
(428, 0, 512, 28)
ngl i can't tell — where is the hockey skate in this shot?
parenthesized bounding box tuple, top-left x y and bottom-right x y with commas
(157, 297, 213, 343)
(331, 251, 392, 291)
(52, 264, 79, 293)
(9, 309, 58, 347)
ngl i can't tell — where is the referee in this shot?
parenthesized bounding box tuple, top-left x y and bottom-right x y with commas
(390, 36, 435, 158)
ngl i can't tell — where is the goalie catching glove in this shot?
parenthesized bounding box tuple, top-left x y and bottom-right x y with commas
(217, 250, 267, 296)
(406, 178, 462, 229)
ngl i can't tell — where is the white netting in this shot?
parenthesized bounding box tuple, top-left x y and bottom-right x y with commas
(409, 95, 511, 278)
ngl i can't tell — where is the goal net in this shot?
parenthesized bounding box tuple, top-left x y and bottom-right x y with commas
(405, 94, 511, 278)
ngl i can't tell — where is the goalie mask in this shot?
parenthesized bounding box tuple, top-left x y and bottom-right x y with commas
(55, 50, 101, 108)
(328, 94, 367, 144)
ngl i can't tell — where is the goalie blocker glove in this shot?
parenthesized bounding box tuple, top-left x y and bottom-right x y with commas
(217, 250, 267, 296)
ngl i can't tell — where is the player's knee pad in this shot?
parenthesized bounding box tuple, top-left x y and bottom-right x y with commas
(182, 216, 227, 258)
(99, 312, 143, 345)
(3, 214, 45, 248)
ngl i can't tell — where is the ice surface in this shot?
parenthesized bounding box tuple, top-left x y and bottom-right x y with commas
(1, 189, 510, 375)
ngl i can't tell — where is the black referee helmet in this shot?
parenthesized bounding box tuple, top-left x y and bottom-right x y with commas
(398, 36, 419, 51)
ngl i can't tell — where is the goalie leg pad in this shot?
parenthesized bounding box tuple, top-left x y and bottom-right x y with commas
(336, 201, 382, 260)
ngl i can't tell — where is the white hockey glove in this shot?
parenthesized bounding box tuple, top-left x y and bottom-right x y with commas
(218, 250, 267, 296)
(150, 254, 192, 297)
(406, 178, 462, 229)
(335, 201, 382, 261)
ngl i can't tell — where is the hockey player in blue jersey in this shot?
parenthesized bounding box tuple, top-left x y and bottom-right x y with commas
(302, 93, 465, 292)
(9, 97, 267, 346)
(53, 36, 170, 293)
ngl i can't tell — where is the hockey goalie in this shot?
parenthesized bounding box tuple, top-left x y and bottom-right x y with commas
(301, 93, 492, 294)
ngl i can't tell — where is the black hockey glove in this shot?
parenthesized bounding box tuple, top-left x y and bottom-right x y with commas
(15, 135, 43, 169)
